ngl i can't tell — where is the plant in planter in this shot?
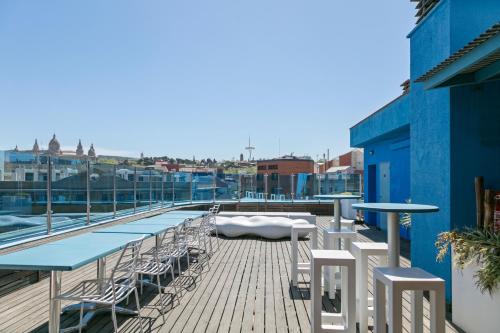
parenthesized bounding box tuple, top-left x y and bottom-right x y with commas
(436, 228, 500, 294)
(435, 176, 500, 295)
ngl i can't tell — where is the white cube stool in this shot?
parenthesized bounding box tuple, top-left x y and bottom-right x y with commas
(330, 218, 356, 231)
(373, 267, 445, 333)
(323, 228, 357, 299)
(352, 242, 388, 333)
(291, 224, 318, 286)
(311, 250, 356, 333)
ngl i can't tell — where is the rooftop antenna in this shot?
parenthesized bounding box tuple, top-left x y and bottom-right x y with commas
(245, 136, 255, 161)
(278, 138, 281, 158)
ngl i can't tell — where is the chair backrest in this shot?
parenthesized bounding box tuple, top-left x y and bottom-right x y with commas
(211, 204, 220, 214)
(156, 227, 177, 260)
(109, 238, 143, 290)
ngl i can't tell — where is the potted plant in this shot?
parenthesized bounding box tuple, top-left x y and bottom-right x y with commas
(435, 177, 500, 333)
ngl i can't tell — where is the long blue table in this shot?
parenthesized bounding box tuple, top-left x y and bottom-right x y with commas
(0, 233, 145, 271)
(0, 210, 207, 333)
(93, 223, 175, 236)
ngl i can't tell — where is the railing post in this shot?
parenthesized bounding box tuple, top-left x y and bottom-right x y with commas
(113, 165, 117, 218)
(344, 174, 348, 192)
(86, 160, 90, 225)
(46, 156, 52, 234)
(264, 173, 268, 203)
(238, 174, 242, 203)
(190, 172, 193, 204)
(171, 172, 175, 206)
(161, 172, 165, 207)
(291, 173, 295, 203)
(133, 167, 137, 213)
(317, 174, 321, 196)
(149, 170, 152, 210)
(212, 170, 216, 203)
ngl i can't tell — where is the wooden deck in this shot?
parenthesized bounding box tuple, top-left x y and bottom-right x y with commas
(0, 216, 462, 333)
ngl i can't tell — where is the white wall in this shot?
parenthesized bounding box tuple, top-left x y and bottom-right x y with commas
(452, 258, 500, 333)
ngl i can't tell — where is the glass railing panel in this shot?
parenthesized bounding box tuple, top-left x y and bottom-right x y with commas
(115, 165, 136, 216)
(215, 172, 235, 201)
(192, 172, 214, 202)
(149, 169, 162, 209)
(174, 172, 191, 203)
(240, 174, 257, 200)
(134, 166, 150, 212)
(164, 172, 174, 206)
(50, 156, 88, 231)
(88, 162, 115, 223)
(0, 151, 48, 245)
(223, 173, 240, 201)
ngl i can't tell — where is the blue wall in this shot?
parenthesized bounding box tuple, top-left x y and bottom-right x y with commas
(408, 0, 500, 299)
(409, 0, 453, 299)
(450, 81, 500, 231)
(362, 133, 411, 239)
(352, 0, 500, 300)
(351, 93, 411, 238)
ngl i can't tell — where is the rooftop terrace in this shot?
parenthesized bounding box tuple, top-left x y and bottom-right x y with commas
(0, 215, 461, 333)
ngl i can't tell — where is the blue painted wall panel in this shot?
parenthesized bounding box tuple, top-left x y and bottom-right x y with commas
(350, 94, 410, 147)
(351, 0, 500, 301)
(409, 0, 453, 299)
(362, 132, 411, 239)
(450, 81, 500, 231)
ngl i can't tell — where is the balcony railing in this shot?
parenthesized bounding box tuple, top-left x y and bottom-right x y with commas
(0, 151, 362, 246)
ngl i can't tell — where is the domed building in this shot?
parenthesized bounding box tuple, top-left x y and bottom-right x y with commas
(48, 134, 61, 155)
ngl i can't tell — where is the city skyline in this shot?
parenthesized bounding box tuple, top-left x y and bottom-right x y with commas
(0, 0, 414, 160)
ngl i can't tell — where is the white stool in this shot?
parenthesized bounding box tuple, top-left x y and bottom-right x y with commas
(323, 228, 357, 298)
(330, 218, 355, 231)
(373, 267, 445, 333)
(291, 224, 318, 286)
(311, 250, 356, 333)
(352, 242, 388, 333)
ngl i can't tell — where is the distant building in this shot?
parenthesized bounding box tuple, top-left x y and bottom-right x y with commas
(317, 158, 339, 174)
(257, 156, 314, 176)
(256, 156, 315, 197)
(338, 149, 363, 170)
(155, 161, 180, 172)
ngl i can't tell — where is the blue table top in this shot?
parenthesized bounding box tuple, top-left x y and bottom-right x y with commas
(165, 210, 206, 215)
(314, 194, 362, 200)
(93, 223, 174, 236)
(146, 213, 201, 220)
(0, 233, 145, 271)
(351, 203, 439, 213)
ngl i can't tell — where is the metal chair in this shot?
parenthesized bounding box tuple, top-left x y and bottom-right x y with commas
(171, 221, 191, 277)
(136, 228, 180, 321)
(207, 208, 220, 251)
(56, 239, 144, 333)
(183, 216, 211, 273)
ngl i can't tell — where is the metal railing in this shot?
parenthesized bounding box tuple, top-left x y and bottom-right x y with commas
(0, 151, 363, 245)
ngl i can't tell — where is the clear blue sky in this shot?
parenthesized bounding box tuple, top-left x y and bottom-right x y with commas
(0, 0, 415, 160)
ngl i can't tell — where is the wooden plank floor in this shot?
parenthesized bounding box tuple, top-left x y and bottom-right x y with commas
(0, 216, 462, 333)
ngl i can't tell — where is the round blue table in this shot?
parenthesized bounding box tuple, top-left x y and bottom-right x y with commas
(314, 194, 362, 231)
(352, 203, 439, 267)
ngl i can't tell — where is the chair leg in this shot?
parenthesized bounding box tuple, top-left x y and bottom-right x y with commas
(215, 227, 219, 250)
(111, 304, 118, 333)
(157, 274, 166, 323)
(79, 302, 84, 333)
(170, 265, 181, 305)
(177, 257, 182, 277)
(186, 251, 191, 276)
(134, 288, 144, 333)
